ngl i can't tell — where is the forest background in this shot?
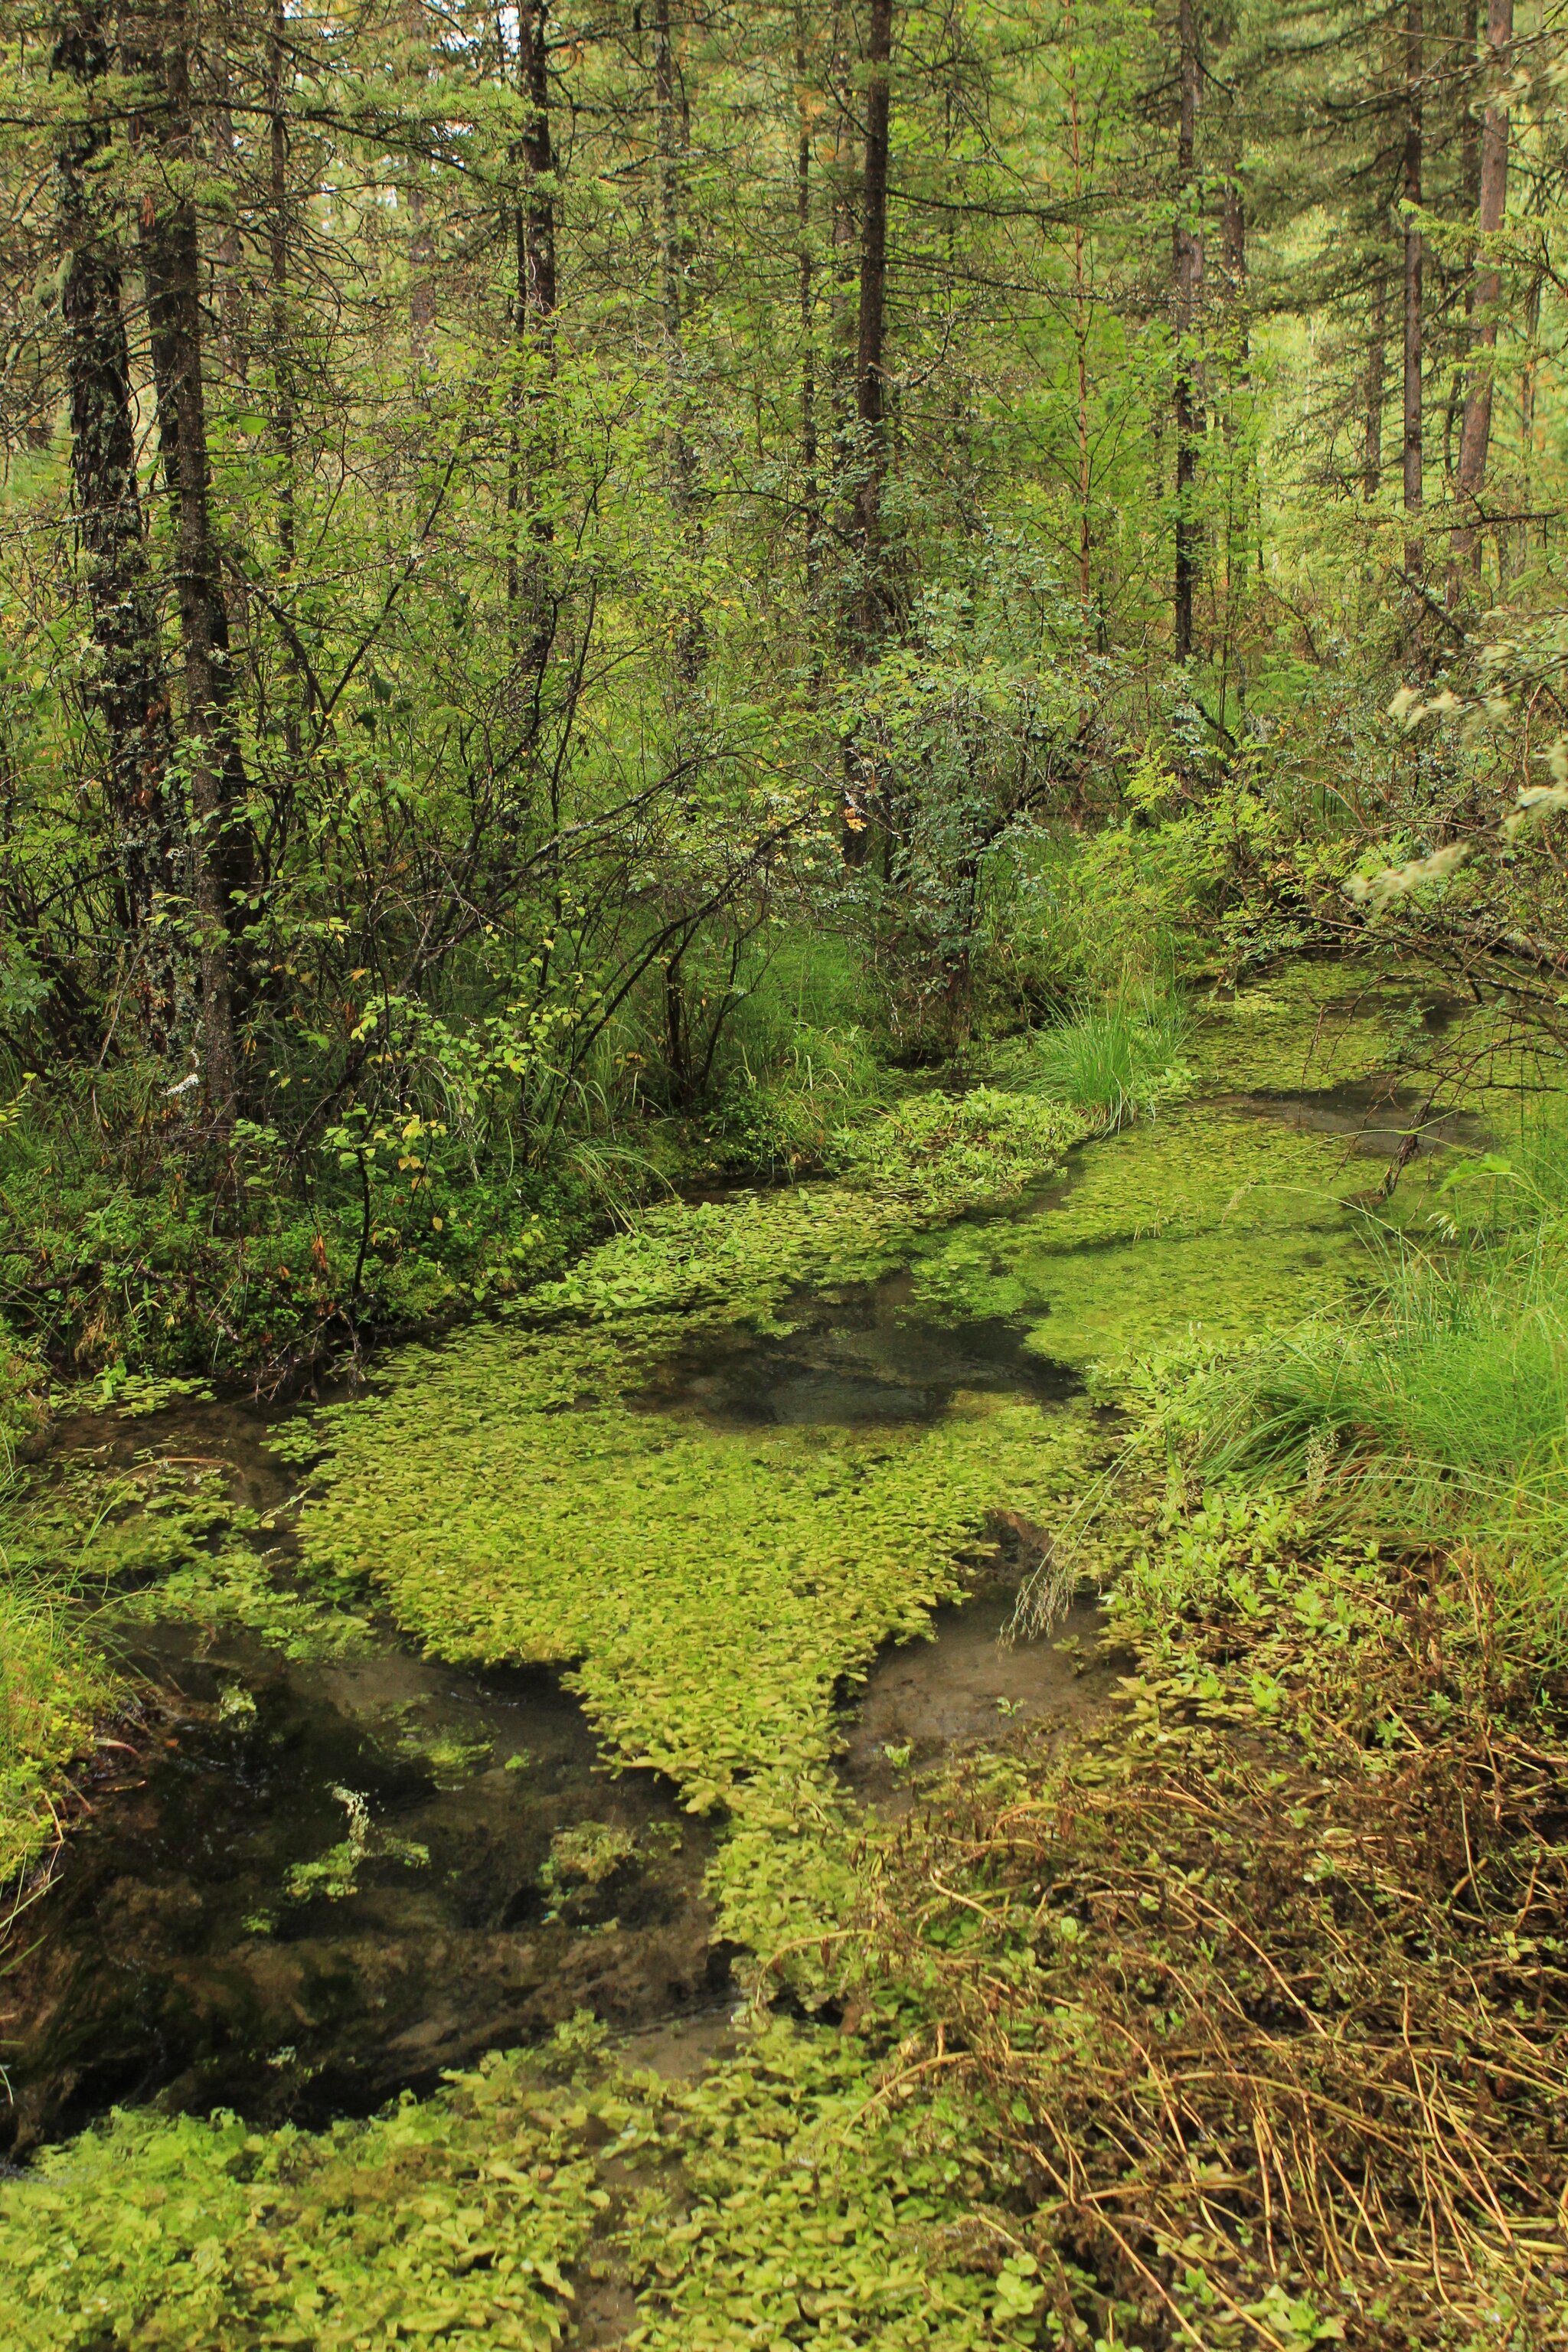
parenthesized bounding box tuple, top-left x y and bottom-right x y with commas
(0, 0, 1566, 1433)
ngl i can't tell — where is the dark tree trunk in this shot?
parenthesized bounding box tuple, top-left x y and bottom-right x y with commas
(54, 0, 178, 1047)
(134, 0, 250, 1121)
(267, 0, 302, 766)
(1364, 276, 1386, 500)
(1172, 0, 1201, 662)
(1402, 0, 1424, 586)
(851, 0, 893, 654)
(505, 0, 557, 663)
(520, 0, 557, 330)
(655, 0, 703, 683)
(797, 22, 820, 609)
(1450, 0, 1514, 590)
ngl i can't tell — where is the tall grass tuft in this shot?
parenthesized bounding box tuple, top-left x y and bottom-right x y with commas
(1032, 984, 1191, 1126)
(1188, 1096, 1568, 1648)
(0, 1579, 113, 1883)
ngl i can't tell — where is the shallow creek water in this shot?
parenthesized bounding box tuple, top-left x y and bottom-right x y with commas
(0, 1070, 1460, 2154)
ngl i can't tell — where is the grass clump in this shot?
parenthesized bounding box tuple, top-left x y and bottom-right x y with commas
(1032, 985, 1192, 1125)
(1179, 1097, 1568, 1646)
(0, 1531, 114, 1883)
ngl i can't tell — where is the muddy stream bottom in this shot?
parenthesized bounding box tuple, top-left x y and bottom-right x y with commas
(0, 1631, 731, 2154)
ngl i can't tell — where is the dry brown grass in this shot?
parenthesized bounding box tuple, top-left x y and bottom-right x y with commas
(859, 1550, 1568, 2349)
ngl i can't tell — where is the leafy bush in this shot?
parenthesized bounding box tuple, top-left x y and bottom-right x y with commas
(0, 1073, 602, 1390)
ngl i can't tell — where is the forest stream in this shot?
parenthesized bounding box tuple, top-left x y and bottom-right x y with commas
(1, 1050, 1460, 2163)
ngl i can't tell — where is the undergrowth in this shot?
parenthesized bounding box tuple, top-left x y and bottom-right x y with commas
(7, 972, 1564, 2352)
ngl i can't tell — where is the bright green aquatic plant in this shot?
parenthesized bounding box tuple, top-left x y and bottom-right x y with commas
(626, 2018, 1047, 2349)
(907, 1100, 1440, 1374)
(282, 1785, 429, 1903)
(296, 1086, 1096, 1950)
(0, 2031, 627, 2350)
(1184, 962, 1429, 1096)
(0, 2010, 1049, 2352)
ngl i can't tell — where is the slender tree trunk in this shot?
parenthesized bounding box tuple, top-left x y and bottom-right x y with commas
(1449, 0, 1513, 590)
(520, 0, 557, 335)
(1402, 0, 1424, 586)
(1172, 0, 1201, 662)
(505, 0, 557, 662)
(267, 0, 302, 763)
(212, 47, 247, 385)
(1516, 268, 1540, 578)
(1364, 276, 1386, 499)
(796, 24, 820, 609)
(136, 2, 246, 1121)
(1061, 0, 1093, 626)
(1217, 138, 1247, 718)
(405, 3, 434, 359)
(54, 0, 178, 1047)
(851, 0, 893, 655)
(655, 0, 703, 683)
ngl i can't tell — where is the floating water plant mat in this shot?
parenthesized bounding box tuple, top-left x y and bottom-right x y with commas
(294, 1093, 1108, 1951)
(294, 993, 1440, 1939)
(10, 975, 1514, 2350)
